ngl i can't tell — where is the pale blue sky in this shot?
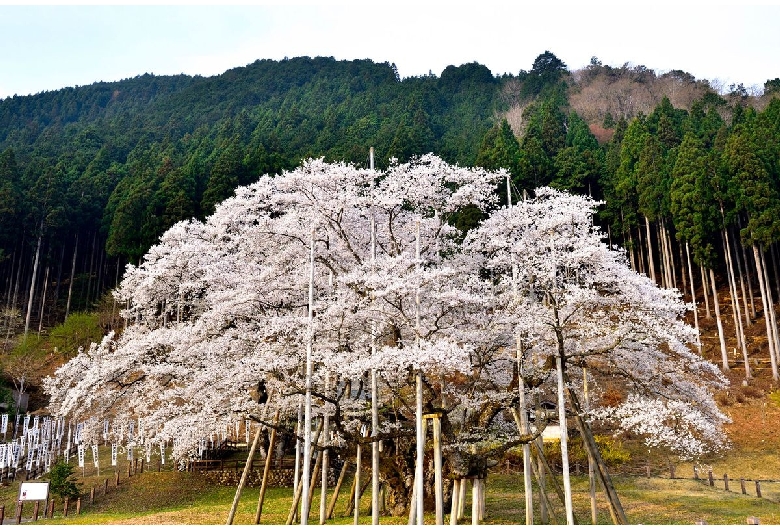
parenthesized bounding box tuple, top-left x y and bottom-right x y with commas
(1, 3, 779, 99)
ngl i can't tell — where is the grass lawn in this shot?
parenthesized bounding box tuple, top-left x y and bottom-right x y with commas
(3, 466, 776, 525)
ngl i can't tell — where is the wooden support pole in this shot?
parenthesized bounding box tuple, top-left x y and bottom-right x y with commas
(90, 486, 95, 503)
(724, 473, 729, 492)
(255, 408, 280, 524)
(321, 389, 331, 525)
(479, 478, 486, 522)
(304, 443, 324, 524)
(63, 498, 69, 517)
(408, 474, 417, 526)
(756, 481, 762, 498)
(741, 478, 747, 495)
(429, 414, 444, 525)
(583, 366, 596, 525)
(708, 471, 714, 487)
(226, 420, 263, 525)
(529, 450, 556, 524)
(104, 478, 108, 495)
(33, 501, 39, 521)
(530, 440, 578, 524)
(285, 421, 323, 525)
(47, 499, 54, 519)
(354, 440, 362, 524)
(76, 497, 81, 515)
(371, 368, 379, 526)
(0, 504, 5, 524)
(458, 478, 466, 520)
(326, 461, 350, 520)
(414, 370, 424, 525)
(347, 475, 371, 518)
(16, 501, 22, 524)
(471, 479, 479, 526)
(450, 479, 459, 525)
(564, 378, 628, 524)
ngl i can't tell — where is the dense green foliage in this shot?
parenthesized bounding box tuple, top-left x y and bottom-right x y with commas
(0, 52, 779, 340)
(47, 460, 82, 501)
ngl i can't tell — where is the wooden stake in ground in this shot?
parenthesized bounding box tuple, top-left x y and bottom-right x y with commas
(255, 407, 281, 524)
(433, 415, 443, 525)
(226, 420, 262, 525)
(450, 479, 459, 525)
(563, 377, 628, 525)
(583, 367, 597, 524)
(326, 461, 350, 520)
(304, 432, 324, 523)
(555, 354, 574, 525)
(319, 373, 331, 524)
(354, 426, 363, 525)
(285, 420, 323, 525)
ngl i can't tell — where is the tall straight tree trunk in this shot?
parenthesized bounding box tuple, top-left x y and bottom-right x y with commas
(658, 220, 673, 289)
(678, 238, 688, 295)
(708, 268, 729, 372)
(637, 225, 647, 276)
(85, 231, 97, 308)
(656, 223, 667, 288)
(685, 243, 702, 355)
(738, 216, 757, 319)
(760, 246, 780, 381)
(644, 216, 657, 284)
(24, 227, 43, 337)
(753, 244, 779, 380)
(112, 256, 122, 328)
(37, 266, 50, 337)
(701, 264, 712, 319)
(4, 244, 24, 351)
(627, 231, 636, 272)
(722, 229, 749, 377)
(743, 245, 757, 319)
(730, 225, 752, 327)
(664, 220, 678, 289)
(52, 244, 65, 320)
(771, 244, 780, 302)
(95, 239, 106, 303)
(65, 235, 78, 320)
(2, 248, 17, 338)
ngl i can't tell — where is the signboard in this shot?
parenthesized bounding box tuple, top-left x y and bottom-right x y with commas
(19, 482, 49, 501)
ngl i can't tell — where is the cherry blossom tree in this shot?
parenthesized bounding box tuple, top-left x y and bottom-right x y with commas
(465, 188, 729, 460)
(44, 157, 728, 520)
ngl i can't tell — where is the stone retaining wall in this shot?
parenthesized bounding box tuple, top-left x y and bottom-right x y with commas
(201, 467, 337, 488)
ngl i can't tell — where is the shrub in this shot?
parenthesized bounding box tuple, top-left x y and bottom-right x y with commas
(47, 460, 81, 501)
(49, 312, 104, 358)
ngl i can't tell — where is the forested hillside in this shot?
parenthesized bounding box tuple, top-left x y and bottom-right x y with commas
(1, 50, 780, 377)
